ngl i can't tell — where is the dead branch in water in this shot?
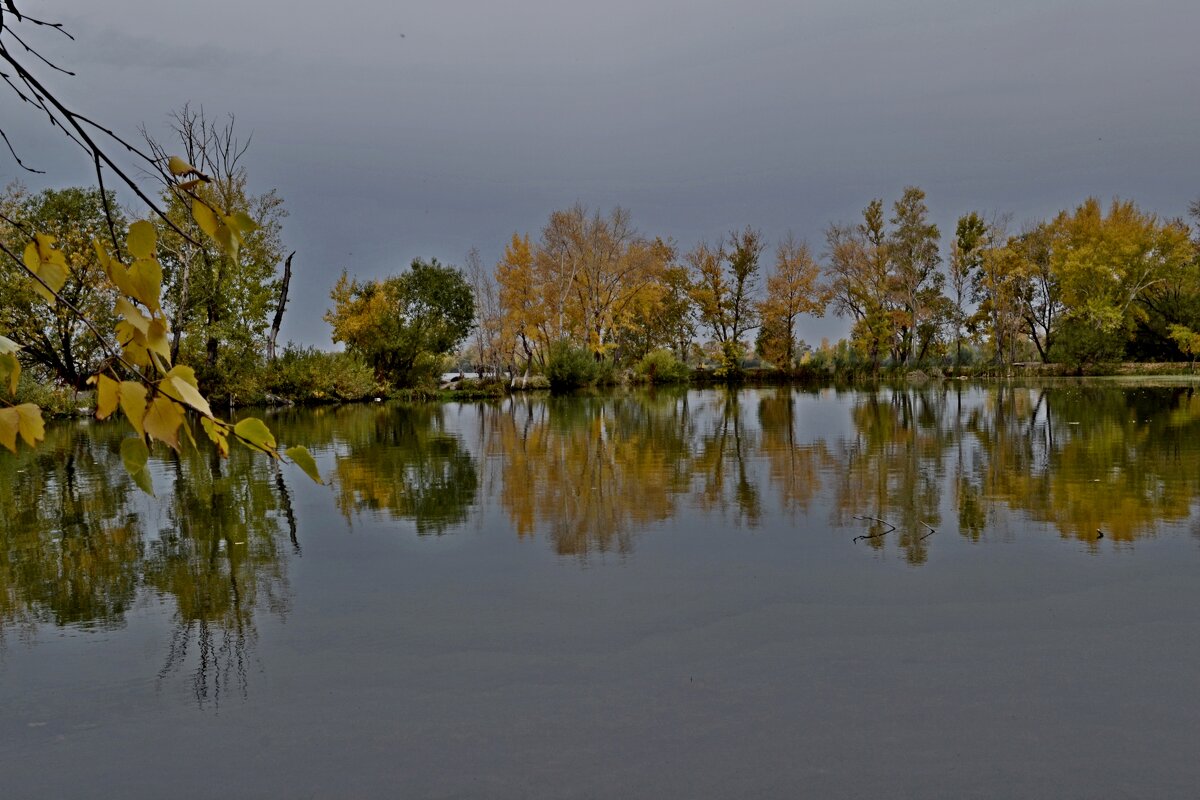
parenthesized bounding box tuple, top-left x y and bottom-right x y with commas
(852, 516, 896, 543)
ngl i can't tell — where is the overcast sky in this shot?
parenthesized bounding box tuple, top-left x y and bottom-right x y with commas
(3, 0, 1198, 347)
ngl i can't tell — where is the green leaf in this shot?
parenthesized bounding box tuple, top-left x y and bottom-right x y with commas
(285, 445, 323, 484)
(127, 220, 157, 260)
(233, 417, 277, 454)
(120, 437, 154, 496)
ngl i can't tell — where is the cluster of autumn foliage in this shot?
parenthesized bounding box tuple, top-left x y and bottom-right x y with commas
(464, 189, 1200, 379)
(0, 155, 320, 492)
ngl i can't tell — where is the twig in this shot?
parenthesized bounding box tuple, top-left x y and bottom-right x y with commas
(852, 515, 896, 542)
(919, 521, 936, 541)
(0, 125, 42, 172)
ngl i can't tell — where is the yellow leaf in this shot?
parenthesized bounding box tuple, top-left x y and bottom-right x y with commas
(180, 416, 198, 451)
(147, 319, 171, 362)
(23, 237, 70, 304)
(192, 199, 219, 240)
(167, 155, 197, 176)
(0, 353, 19, 396)
(143, 394, 185, 451)
(118, 381, 148, 436)
(129, 258, 163, 312)
(233, 417, 277, 454)
(166, 364, 200, 388)
(0, 338, 20, 396)
(201, 417, 229, 458)
(93, 239, 112, 269)
(162, 366, 212, 417)
(115, 297, 151, 334)
(127, 221, 156, 260)
(285, 445, 323, 484)
(115, 321, 152, 368)
(23, 241, 40, 274)
(33, 232, 57, 254)
(96, 374, 119, 419)
(14, 403, 44, 447)
(230, 211, 258, 236)
(104, 259, 139, 299)
(177, 178, 204, 191)
(34, 259, 68, 301)
(0, 407, 17, 452)
(215, 223, 237, 258)
(120, 437, 154, 495)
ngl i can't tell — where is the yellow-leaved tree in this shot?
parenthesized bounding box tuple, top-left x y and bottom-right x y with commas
(0, 3, 320, 491)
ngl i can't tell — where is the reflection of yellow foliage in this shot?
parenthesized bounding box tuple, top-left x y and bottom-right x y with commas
(974, 386, 1200, 542)
(758, 390, 833, 514)
(833, 390, 950, 564)
(485, 395, 693, 557)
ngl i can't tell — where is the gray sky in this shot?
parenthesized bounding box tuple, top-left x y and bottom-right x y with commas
(3, 0, 1198, 347)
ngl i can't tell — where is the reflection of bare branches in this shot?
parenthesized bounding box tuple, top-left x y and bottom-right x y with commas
(851, 515, 936, 545)
(852, 516, 896, 543)
(157, 616, 252, 710)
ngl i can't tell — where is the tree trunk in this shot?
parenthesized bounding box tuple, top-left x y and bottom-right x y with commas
(267, 251, 294, 361)
(170, 254, 192, 363)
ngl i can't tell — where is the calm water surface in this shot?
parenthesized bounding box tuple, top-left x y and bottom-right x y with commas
(2, 383, 1199, 798)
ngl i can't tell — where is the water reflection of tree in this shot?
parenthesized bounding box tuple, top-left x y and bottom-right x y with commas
(333, 404, 477, 534)
(483, 392, 694, 557)
(835, 383, 1200, 559)
(757, 388, 834, 516)
(968, 385, 1200, 542)
(148, 447, 293, 707)
(0, 422, 141, 634)
(832, 389, 951, 564)
(0, 421, 297, 707)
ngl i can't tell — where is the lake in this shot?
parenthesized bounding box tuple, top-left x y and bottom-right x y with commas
(2, 383, 1199, 798)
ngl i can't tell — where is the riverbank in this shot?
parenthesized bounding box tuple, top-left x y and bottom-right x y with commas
(24, 360, 1200, 420)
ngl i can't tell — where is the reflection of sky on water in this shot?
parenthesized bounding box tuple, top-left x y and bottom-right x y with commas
(3, 385, 1200, 795)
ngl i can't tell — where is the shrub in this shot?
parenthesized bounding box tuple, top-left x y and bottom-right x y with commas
(545, 341, 600, 390)
(264, 346, 380, 403)
(511, 374, 550, 391)
(15, 369, 80, 417)
(634, 349, 690, 384)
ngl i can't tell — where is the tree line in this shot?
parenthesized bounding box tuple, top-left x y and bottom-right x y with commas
(449, 189, 1200, 385)
(7, 180, 1200, 407)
